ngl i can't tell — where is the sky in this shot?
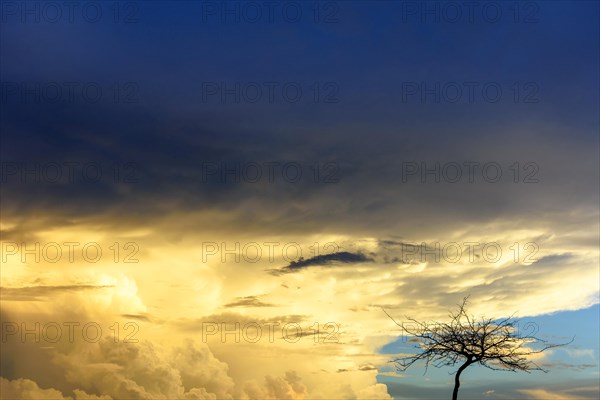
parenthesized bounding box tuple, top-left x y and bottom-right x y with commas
(0, 0, 599, 399)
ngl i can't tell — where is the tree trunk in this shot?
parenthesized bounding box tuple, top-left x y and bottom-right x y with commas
(451, 359, 472, 400)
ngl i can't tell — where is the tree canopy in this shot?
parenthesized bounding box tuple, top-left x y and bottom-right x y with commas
(384, 297, 571, 400)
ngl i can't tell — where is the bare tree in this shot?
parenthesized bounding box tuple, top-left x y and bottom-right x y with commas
(384, 297, 571, 400)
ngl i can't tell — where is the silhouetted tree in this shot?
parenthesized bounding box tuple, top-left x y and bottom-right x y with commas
(384, 297, 571, 400)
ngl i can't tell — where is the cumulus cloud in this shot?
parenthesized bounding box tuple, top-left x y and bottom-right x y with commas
(1, 332, 236, 399)
(0, 377, 113, 400)
(242, 371, 307, 400)
(171, 339, 235, 398)
(1, 377, 69, 400)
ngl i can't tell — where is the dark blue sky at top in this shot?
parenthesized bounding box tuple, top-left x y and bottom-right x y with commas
(2, 0, 598, 133)
(0, 0, 598, 228)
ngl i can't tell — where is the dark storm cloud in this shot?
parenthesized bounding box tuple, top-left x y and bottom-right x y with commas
(2, 97, 597, 243)
(285, 251, 372, 269)
(267, 251, 372, 275)
(224, 295, 277, 308)
(1, 1, 598, 242)
(358, 364, 378, 371)
(120, 313, 154, 322)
